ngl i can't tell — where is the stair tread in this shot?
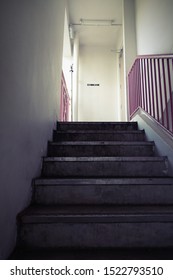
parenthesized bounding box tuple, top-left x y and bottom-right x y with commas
(19, 205, 173, 224)
(57, 121, 137, 125)
(57, 122, 138, 129)
(34, 177, 173, 186)
(55, 130, 144, 134)
(21, 204, 173, 214)
(44, 156, 167, 162)
(49, 141, 154, 146)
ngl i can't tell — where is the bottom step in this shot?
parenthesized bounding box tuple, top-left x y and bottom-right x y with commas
(18, 205, 173, 248)
(10, 247, 173, 260)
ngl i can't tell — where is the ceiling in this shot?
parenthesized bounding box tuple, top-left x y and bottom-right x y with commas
(67, 0, 123, 48)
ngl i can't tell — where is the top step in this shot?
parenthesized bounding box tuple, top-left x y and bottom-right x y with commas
(57, 122, 138, 131)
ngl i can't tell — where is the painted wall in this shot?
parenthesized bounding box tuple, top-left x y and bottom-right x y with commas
(0, 0, 65, 259)
(78, 46, 117, 121)
(123, 0, 137, 73)
(73, 34, 80, 121)
(135, 0, 173, 55)
(62, 8, 73, 121)
(62, 7, 72, 96)
(113, 28, 123, 121)
(122, 0, 137, 120)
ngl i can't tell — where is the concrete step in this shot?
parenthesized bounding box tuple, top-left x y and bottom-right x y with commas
(53, 130, 146, 142)
(47, 141, 154, 157)
(33, 178, 173, 205)
(42, 156, 168, 178)
(18, 205, 173, 248)
(57, 121, 138, 131)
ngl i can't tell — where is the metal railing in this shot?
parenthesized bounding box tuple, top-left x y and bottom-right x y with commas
(128, 54, 173, 135)
(60, 71, 70, 121)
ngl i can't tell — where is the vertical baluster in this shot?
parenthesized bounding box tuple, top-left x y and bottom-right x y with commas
(131, 68, 134, 116)
(130, 70, 133, 117)
(128, 70, 132, 117)
(130, 69, 134, 114)
(154, 59, 159, 121)
(144, 59, 148, 113)
(141, 59, 145, 110)
(131, 64, 134, 114)
(128, 72, 131, 117)
(167, 58, 173, 132)
(158, 59, 164, 125)
(138, 59, 142, 108)
(147, 59, 152, 115)
(135, 60, 138, 111)
(136, 60, 138, 109)
(150, 59, 155, 119)
(162, 59, 169, 130)
(132, 63, 136, 113)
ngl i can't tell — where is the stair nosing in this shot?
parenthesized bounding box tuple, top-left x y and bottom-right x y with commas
(19, 205, 173, 224)
(48, 141, 154, 146)
(57, 121, 138, 125)
(34, 177, 173, 186)
(20, 215, 173, 224)
(54, 130, 144, 134)
(43, 156, 167, 162)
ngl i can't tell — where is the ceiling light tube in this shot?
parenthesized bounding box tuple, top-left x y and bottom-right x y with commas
(70, 19, 122, 27)
(80, 19, 115, 26)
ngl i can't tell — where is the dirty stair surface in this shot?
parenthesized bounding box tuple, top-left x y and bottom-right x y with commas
(14, 122, 173, 259)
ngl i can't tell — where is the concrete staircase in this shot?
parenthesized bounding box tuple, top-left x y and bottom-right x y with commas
(17, 122, 173, 251)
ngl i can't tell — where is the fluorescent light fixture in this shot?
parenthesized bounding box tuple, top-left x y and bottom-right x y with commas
(70, 19, 122, 27)
(80, 19, 116, 26)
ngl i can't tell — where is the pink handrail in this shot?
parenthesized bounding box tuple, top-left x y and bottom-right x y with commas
(60, 71, 70, 121)
(128, 54, 173, 135)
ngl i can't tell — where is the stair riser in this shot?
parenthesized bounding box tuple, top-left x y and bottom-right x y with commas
(48, 144, 154, 157)
(19, 223, 173, 248)
(53, 132, 145, 142)
(42, 160, 167, 178)
(33, 184, 173, 205)
(57, 122, 138, 131)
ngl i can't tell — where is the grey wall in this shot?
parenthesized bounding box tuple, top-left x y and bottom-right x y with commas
(0, 0, 65, 259)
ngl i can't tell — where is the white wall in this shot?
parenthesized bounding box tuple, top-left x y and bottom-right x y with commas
(73, 34, 80, 121)
(122, 0, 137, 120)
(123, 0, 137, 73)
(135, 0, 173, 55)
(0, 0, 65, 259)
(62, 8, 72, 96)
(78, 46, 117, 121)
(62, 8, 73, 121)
